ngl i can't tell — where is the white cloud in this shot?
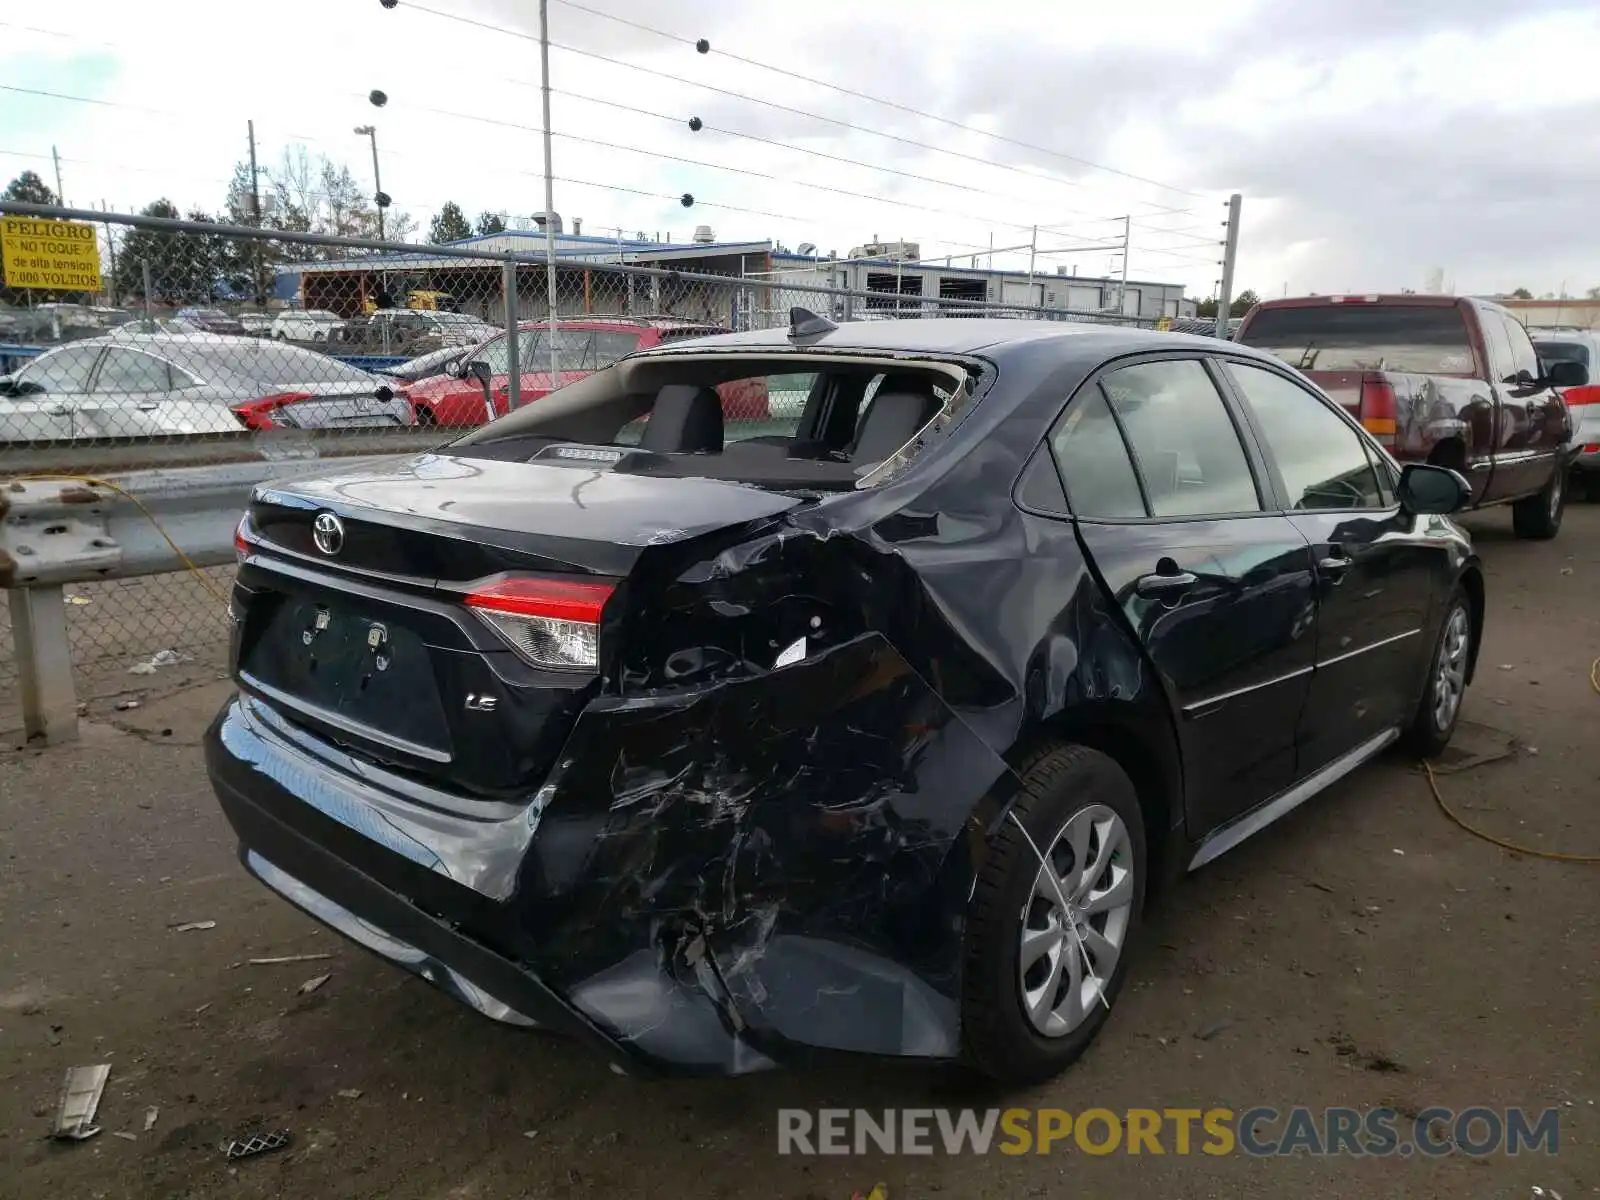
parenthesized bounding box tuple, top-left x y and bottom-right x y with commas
(3, 0, 1598, 299)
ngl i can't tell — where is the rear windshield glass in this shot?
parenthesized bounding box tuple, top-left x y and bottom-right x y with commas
(451, 355, 973, 493)
(1239, 305, 1474, 374)
(1534, 340, 1591, 368)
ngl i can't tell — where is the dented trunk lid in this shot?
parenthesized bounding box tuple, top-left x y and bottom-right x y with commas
(234, 453, 804, 799)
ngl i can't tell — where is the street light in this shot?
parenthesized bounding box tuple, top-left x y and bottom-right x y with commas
(353, 125, 387, 241)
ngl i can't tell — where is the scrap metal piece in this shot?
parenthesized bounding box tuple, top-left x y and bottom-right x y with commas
(297, 973, 332, 995)
(51, 1064, 111, 1141)
(143, 1105, 159, 1131)
(220, 1129, 291, 1160)
(169, 920, 216, 932)
(246, 953, 331, 966)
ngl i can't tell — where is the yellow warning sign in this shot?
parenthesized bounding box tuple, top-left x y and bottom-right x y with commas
(1, 217, 103, 291)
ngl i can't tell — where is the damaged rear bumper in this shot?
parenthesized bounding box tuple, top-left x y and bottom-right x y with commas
(205, 635, 1019, 1077)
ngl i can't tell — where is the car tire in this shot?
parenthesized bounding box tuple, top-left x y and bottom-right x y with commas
(1511, 468, 1564, 538)
(961, 743, 1146, 1085)
(1400, 589, 1472, 758)
(414, 406, 437, 427)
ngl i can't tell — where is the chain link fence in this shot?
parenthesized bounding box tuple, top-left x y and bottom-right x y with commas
(1, 201, 1158, 713)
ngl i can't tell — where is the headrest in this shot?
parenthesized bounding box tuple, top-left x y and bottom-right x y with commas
(642, 385, 724, 453)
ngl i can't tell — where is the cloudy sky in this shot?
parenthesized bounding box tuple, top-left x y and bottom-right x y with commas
(3, 0, 1598, 301)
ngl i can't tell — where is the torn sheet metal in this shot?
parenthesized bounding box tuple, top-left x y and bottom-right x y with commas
(51, 1065, 110, 1141)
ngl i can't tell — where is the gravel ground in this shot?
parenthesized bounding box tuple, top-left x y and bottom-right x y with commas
(0, 505, 1596, 1199)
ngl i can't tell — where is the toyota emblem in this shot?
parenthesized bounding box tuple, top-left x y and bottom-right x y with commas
(312, 511, 345, 556)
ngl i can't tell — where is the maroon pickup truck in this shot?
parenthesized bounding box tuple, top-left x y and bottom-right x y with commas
(1235, 295, 1576, 538)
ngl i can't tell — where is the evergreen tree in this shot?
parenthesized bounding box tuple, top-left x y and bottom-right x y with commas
(475, 211, 506, 236)
(429, 202, 473, 244)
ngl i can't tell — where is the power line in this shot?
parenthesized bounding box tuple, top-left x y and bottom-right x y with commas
(396, 1, 1190, 226)
(549, 0, 1206, 201)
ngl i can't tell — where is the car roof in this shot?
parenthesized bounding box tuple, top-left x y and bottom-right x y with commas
(628, 316, 1252, 361)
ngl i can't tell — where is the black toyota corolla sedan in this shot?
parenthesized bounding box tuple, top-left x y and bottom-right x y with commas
(207, 313, 1483, 1083)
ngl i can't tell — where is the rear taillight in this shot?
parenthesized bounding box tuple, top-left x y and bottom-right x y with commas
(234, 515, 251, 562)
(234, 392, 313, 430)
(464, 576, 615, 671)
(1359, 377, 1398, 438)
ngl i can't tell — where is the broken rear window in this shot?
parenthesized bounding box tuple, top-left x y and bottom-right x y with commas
(449, 353, 977, 492)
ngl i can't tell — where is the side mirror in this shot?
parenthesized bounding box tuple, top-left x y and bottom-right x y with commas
(464, 361, 492, 389)
(1396, 462, 1471, 515)
(443, 358, 464, 379)
(1546, 359, 1589, 388)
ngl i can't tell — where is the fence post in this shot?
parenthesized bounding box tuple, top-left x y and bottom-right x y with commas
(141, 260, 153, 329)
(9, 585, 78, 744)
(502, 260, 520, 414)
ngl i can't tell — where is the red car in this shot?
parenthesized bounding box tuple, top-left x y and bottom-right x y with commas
(401, 317, 767, 427)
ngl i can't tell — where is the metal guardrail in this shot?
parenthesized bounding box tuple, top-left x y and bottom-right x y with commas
(1, 453, 410, 743)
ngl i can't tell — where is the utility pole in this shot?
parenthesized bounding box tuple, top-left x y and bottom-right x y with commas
(247, 120, 267, 308)
(101, 199, 116, 301)
(1026, 224, 1037, 307)
(1117, 214, 1131, 318)
(51, 146, 64, 205)
(1215, 192, 1243, 338)
(538, 0, 560, 379)
(354, 125, 385, 241)
(895, 237, 904, 315)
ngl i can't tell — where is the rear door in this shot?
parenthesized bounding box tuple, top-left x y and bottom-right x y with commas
(77, 347, 173, 438)
(1495, 310, 1570, 495)
(1053, 355, 1319, 836)
(1219, 359, 1439, 770)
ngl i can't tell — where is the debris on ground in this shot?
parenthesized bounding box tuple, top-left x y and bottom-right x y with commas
(115, 700, 142, 712)
(46, 1024, 63, 1046)
(221, 1129, 292, 1160)
(1196, 1017, 1237, 1041)
(245, 953, 333, 967)
(111, 1131, 138, 1141)
(144, 1106, 159, 1131)
(128, 649, 191, 675)
(852, 1185, 889, 1200)
(64, 593, 92, 606)
(523, 1129, 539, 1139)
(337, 1088, 363, 1100)
(298, 973, 332, 996)
(50, 1064, 111, 1141)
(169, 920, 216, 933)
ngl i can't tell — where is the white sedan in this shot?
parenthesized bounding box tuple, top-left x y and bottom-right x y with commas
(0, 332, 413, 440)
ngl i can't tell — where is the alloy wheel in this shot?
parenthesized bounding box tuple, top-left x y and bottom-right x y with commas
(1433, 606, 1470, 731)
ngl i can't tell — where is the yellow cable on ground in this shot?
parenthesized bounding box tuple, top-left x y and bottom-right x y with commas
(13, 474, 231, 609)
(1423, 759, 1600, 864)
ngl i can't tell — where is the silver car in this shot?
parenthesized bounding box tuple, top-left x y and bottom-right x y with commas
(0, 333, 413, 440)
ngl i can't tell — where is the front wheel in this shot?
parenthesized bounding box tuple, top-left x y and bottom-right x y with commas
(1511, 467, 1564, 539)
(961, 744, 1146, 1085)
(1401, 590, 1472, 757)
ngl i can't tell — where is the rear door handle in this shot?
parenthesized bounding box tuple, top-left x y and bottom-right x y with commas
(1318, 553, 1353, 580)
(1135, 570, 1198, 598)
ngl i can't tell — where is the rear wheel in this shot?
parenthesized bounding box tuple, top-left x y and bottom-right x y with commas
(962, 744, 1146, 1085)
(1511, 468, 1564, 538)
(414, 405, 437, 427)
(1401, 589, 1472, 757)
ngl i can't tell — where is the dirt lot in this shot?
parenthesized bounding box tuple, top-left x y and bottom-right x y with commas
(1, 506, 1596, 1199)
